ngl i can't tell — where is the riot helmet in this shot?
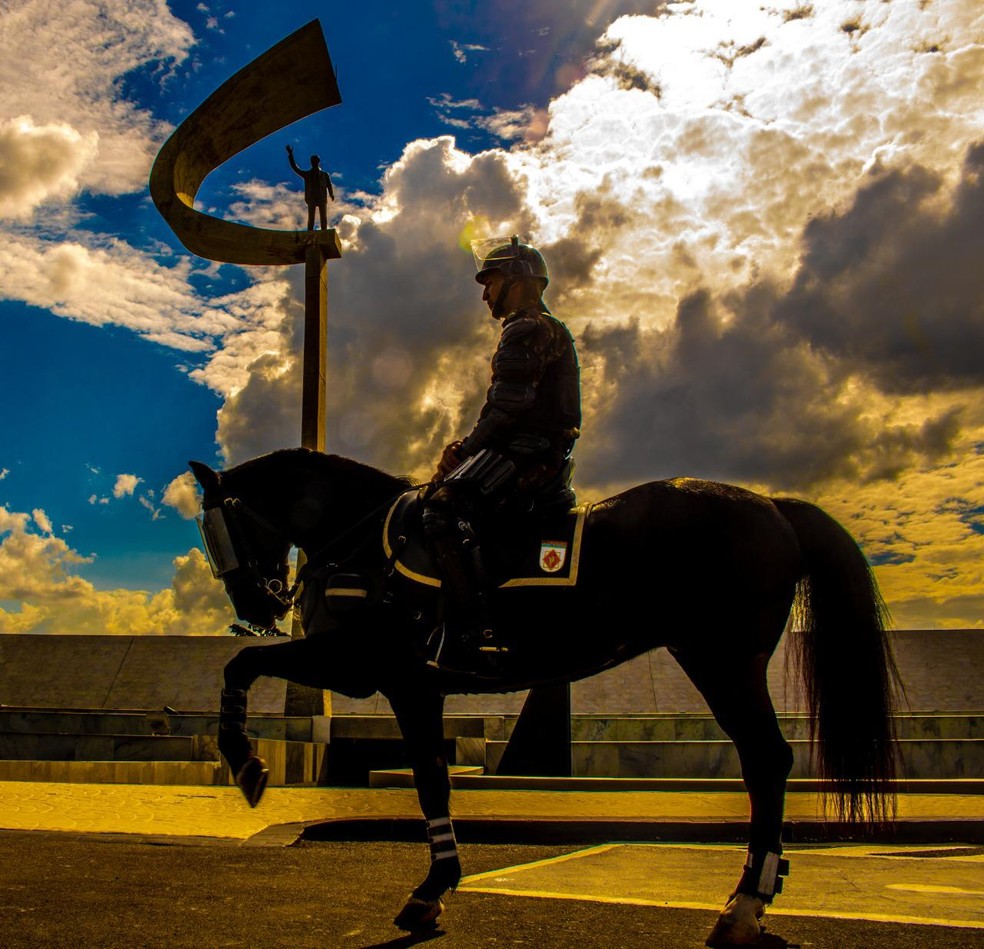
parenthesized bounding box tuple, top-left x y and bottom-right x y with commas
(473, 235, 549, 288)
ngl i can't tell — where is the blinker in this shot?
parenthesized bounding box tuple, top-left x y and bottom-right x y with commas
(197, 506, 240, 577)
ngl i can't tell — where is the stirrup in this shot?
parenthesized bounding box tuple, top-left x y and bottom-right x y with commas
(425, 623, 505, 677)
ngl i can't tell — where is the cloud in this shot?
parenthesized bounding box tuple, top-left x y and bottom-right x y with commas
(31, 508, 53, 535)
(0, 505, 233, 635)
(450, 40, 489, 64)
(0, 468, 8, 480)
(113, 474, 141, 499)
(778, 145, 984, 394)
(0, 116, 99, 220)
(0, 0, 194, 197)
(162, 472, 202, 519)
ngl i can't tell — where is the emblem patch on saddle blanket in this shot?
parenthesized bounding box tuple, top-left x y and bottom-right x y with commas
(382, 490, 591, 589)
(539, 541, 567, 573)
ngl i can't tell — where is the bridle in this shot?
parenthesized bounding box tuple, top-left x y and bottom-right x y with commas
(197, 483, 431, 622)
(197, 496, 295, 620)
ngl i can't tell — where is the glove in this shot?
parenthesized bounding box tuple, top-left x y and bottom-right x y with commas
(433, 440, 464, 482)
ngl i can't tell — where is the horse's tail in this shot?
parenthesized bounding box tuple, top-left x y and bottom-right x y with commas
(773, 497, 902, 825)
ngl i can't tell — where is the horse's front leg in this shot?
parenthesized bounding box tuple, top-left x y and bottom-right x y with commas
(219, 643, 273, 807)
(388, 687, 460, 932)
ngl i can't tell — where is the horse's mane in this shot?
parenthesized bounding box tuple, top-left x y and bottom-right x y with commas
(223, 447, 415, 500)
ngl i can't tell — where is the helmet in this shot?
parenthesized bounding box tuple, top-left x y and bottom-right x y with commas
(474, 235, 549, 287)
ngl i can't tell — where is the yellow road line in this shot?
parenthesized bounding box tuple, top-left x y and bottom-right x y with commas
(455, 885, 984, 929)
(458, 844, 620, 885)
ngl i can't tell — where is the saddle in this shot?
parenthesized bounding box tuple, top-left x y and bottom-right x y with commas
(382, 489, 590, 591)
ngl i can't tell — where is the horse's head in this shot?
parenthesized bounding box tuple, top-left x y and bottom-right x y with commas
(189, 460, 293, 631)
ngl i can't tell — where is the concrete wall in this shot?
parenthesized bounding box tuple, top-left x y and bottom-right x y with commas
(0, 630, 980, 715)
(0, 635, 287, 714)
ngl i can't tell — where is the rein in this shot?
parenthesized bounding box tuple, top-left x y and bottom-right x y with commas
(294, 482, 432, 587)
(225, 482, 433, 612)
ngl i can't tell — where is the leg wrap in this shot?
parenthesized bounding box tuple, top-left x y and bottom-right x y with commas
(426, 816, 458, 863)
(735, 849, 789, 903)
(411, 816, 461, 901)
(218, 688, 252, 772)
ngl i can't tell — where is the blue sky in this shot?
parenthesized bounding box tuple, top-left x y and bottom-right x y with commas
(2, 1, 984, 634)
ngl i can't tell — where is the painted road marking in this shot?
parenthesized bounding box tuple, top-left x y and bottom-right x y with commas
(456, 842, 984, 929)
(460, 844, 620, 885)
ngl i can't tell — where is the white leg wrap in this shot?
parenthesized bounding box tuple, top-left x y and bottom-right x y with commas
(426, 817, 458, 861)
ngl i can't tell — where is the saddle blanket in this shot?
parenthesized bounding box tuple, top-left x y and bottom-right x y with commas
(381, 490, 591, 589)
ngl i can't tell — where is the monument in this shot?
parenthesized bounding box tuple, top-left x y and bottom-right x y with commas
(150, 20, 342, 715)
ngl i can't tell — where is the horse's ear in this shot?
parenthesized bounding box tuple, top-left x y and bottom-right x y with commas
(188, 461, 220, 494)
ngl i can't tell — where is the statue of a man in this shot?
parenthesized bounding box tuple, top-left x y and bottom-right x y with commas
(286, 145, 335, 231)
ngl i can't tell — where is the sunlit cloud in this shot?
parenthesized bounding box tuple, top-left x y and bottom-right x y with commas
(0, 0, 194, 196)
(0, 504, 233, 635)
(162, 472, 202, 519)
(31, 508, 53, 535)
(212, 0, 984, 627)
(450, 40, 489, 64)
(112, 474, 141, 499)
(0, 116, 98, 220)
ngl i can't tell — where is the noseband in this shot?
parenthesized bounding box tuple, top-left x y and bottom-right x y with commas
(198, 497, 296, 619)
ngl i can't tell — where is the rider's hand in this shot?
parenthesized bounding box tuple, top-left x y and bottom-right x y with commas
(433, 440, 464, 482)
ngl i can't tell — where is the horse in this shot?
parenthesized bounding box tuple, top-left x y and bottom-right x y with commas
(189, 447, 900, 948)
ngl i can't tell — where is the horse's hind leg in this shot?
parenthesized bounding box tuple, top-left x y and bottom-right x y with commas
(673, 646, 793, 948)
(389, 686, 460, 932)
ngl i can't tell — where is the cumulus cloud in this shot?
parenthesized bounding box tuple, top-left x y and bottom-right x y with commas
(113, 474, 141, 499)
(0, 468, 8, 480)
(0, 505, 233, 635)
(162, 472, 202, 519)
(203, 0, 984, 630)
(0, 0, 194, 196)
(31, 508, 53, 535)
(0, 116, 99, 220)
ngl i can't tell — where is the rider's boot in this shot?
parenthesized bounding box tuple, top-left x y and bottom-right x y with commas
(423, 529, 507, 677)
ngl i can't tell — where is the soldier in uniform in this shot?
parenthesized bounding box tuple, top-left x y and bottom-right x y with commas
(424, 236, 581, 674)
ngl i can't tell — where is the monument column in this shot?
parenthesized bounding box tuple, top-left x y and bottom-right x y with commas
(148, 20, 342, 719)
(286, 243, 332, 716)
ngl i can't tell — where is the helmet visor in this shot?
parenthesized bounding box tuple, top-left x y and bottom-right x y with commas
(471, 236, 524, 274)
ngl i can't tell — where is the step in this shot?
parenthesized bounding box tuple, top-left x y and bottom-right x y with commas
(368, 769, 984, 794)
(0, 759, 228, 785)
(0, 708, 330, 742)
(483, 738, 984, 780)
(0, 733, 209, 763)
(0, 737, 325, 787)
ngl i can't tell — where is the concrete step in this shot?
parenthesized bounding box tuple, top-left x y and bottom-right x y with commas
(0, 733, 210, 762)
(0, 708, 330, 742)
(368, 768, 984, 794)
(0, 737, 325, 787)
(565, 714, 984, 742)
(482, 738, 984, 780)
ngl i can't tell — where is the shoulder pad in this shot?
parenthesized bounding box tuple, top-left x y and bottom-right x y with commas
(500, 315, 540, 344)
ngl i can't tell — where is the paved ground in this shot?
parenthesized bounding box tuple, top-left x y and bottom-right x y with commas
(1, 834, 982, 948)
(1, 782, 983, 947)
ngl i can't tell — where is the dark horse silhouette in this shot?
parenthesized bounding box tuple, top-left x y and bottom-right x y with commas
(189, 447, 900, 947)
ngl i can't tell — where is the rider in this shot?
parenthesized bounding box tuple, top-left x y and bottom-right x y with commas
(424, 236, 581, 674)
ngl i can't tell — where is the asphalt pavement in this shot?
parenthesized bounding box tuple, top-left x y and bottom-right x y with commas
(0, 781, 982, 948)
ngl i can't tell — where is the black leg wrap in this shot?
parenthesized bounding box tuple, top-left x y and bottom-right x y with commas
(218, 688, 252, 773)
(735, 850, 790, 904)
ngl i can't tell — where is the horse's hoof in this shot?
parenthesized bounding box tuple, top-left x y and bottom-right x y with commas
(235, 755, 269, 808)
(393, 896, 444, 932)
(705, 893, 765, 947)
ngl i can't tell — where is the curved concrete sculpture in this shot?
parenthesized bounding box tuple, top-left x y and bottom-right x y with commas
(150, 20, 342, 265)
